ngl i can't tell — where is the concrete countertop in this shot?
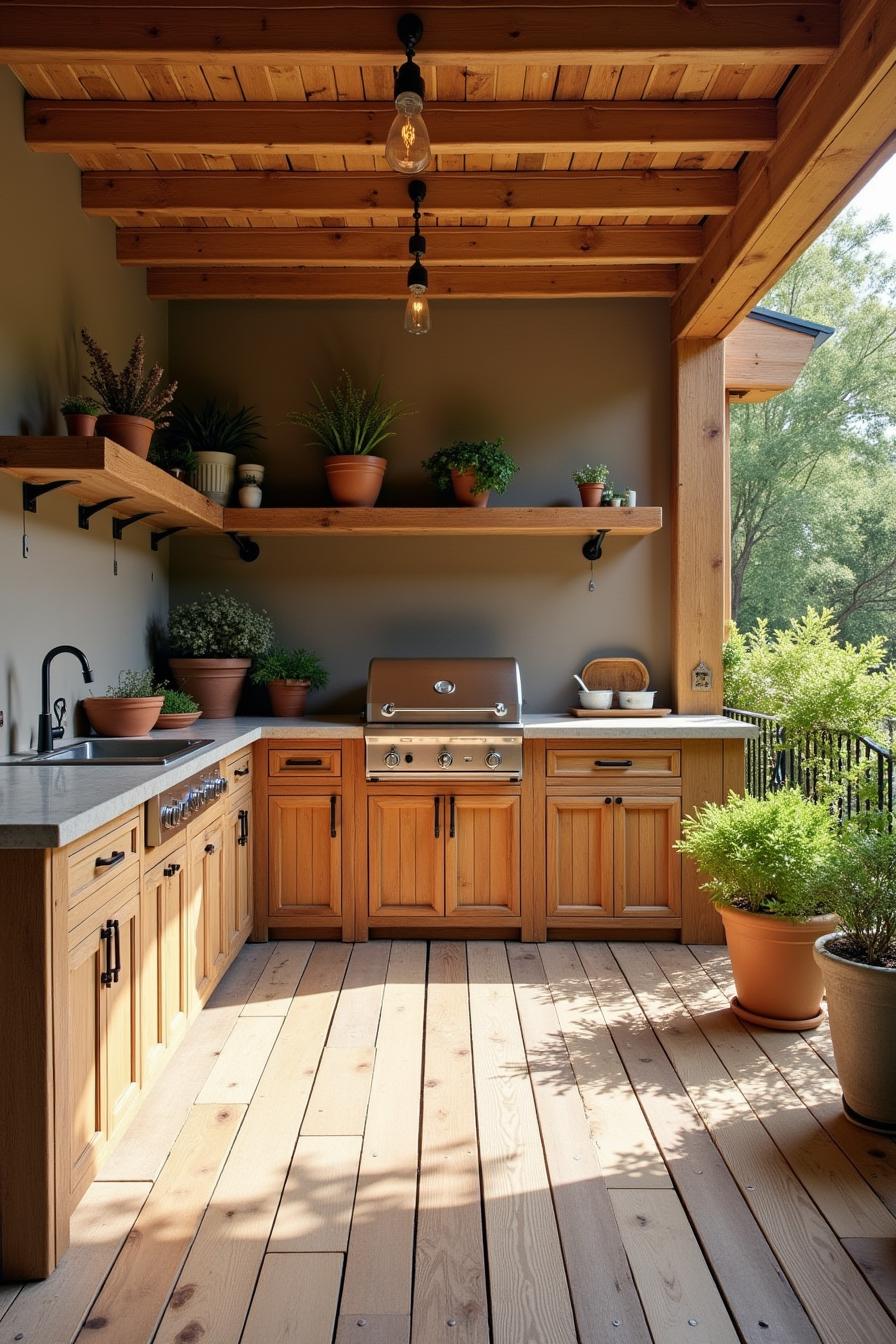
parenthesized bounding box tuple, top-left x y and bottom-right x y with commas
(0, 712, 754, 850)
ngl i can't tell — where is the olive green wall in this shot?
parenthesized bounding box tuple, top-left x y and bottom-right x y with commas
(169, 297, 671, 715)
(0, 68, 169, 754)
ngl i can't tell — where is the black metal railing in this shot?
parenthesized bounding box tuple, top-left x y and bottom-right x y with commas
(724, 707, 894, 819)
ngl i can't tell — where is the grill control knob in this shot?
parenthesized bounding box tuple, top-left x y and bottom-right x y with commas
(186, 788, 201, 814)
(485, 751, 503, 770)
(384, 749, 401, 768)
(438, 751, 453, 768)
(160, 804, 176, 830)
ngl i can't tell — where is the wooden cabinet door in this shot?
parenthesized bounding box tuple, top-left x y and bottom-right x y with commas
(142, 849, 188, 1083)
(227, 794, 253, 945)
(445, 795, 520, 916)
(613, 797, 681, 918)
(189, 818, 227, 1003)
(368, 795, 444, 917)
(268, 794, 341, 917)
(104, 888, 142, 1144)
(67, 916, 107, 1201)
(546, 797, 615, 918)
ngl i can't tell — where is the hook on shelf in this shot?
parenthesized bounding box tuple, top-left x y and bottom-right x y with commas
(151, 525, 187, 551)
(112, 511, 158, 540)
(22, 479, 79, 513)
(78, 496, 132, 530)
(227, 532, 261, 563)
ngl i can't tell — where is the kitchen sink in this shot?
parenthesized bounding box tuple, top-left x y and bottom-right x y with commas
(19, 737, 213, 765)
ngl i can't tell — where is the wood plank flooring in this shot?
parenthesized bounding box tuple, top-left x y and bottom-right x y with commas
(2, 940, 895, 1344)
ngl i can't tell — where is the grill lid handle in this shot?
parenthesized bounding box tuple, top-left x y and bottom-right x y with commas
(380, 702, 508, 718)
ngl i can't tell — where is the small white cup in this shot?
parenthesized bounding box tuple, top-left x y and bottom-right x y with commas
(579, 688, 613, 710)
(618, 690, 656, 709)
(238, 483, 263, 508)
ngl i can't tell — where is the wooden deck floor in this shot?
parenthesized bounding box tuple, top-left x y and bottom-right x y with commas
(2, 940, 895, 1344)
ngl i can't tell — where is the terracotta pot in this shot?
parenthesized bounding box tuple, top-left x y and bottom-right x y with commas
(324, 455, 386, 507)
(720, 904, 838, 1030)
(815, 933, 896, 1131)
(82, 696, 163, 737)
(95, 414, 155, 459)
(154, 711, 202, 730)
(169, 658, 250, 718)
(64, 412, 97, 437)
(577, 482, 606, 507)
(267, 679, 310, 717)
(451, 469, 490, 508)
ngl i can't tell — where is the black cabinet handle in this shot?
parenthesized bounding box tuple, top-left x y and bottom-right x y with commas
(100, 923, 113, 987)
(434, 796, 440, 839)
(171, 862, 181, 874)
(111, 918, 121, 984)
(329, 795, 337, 839)
(615, 797, 623, 805)
(594, 759, 633, 769)
(234, 766, 250, 777)
(237, 808, 249, 846)
(95, 849, 125, 869)
(163, 863, 175, 878)
(449, 795, 456, 839)
(284, 757, 323, 767)
(605, 796, 612, 804)
(205, 842, 216, 854)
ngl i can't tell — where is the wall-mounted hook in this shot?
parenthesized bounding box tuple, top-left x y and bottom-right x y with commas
(78, 496, 132, 530)
(227, 532, 261, 563)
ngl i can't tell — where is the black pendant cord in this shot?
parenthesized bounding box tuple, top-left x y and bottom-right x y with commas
(407, 179, 428, 290)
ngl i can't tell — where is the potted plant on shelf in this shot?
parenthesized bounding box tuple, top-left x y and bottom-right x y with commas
(60, 394, 101, 437)
(252, 647, 329, 717)
(572, 463, 610, 507)
(677, 787, 838, 1030)
(422, 438, 519, 508)
(148, 436, 198, 483)
(287, 370, 410, 507)
(167, 590, 274, 718)
(82, 669, 164, 737)
(154, 685, 202, 730)
(80, 329, 177, 459)
(814, 820, 896, 1131)
(155, 399, 265, 504)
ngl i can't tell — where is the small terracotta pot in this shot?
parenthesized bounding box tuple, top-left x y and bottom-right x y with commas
(95, 414, 155, 459)
(154, 711, 202, 730)
(720, 904, 838, 1030)
(451, 469, 490, 508)
(577, 482, 606, 507)
(324, 455, 386, 507)
(83, 696, 163, 737)
(267, 679, 310, 717)
(169, 658, 251, 719)
(814, 933, 896, 1131)
(64, 412, 97, 437)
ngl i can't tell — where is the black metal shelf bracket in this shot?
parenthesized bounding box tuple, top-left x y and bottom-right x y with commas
(150, 525, 187, 552)
(582, 529, 608, 563)
(227, 532, 261, 563)
(112, 511, 158, 540)
(78, 496, 132, 530)
(22, 479, 79, 513)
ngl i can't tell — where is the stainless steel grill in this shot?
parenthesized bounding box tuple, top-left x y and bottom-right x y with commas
(365, 657, 523, 782)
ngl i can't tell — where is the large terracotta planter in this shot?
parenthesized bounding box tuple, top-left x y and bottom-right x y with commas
(815, 933, 896, 1131)
(64, 412, 97, 437)
(577, 483, 606, 507)
(451, 469, 490, 508)
(83, 696, 163, 737)
(267, 679, 310, 717)
(324, 455, 386, 507)
(719, 903, 838, 1030)
(169, 658, 250, 718)
(95, 414, 155, 459)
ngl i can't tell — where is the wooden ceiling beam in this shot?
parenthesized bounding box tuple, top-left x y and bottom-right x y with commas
(146, 266, 680, 300)
(27, 99, 777, 156)
(0, 3, 839, 66)
(84, 170, 737, 220)
(117, 225, 705, 269)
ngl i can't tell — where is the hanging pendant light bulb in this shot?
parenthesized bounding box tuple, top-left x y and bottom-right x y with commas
(404, 180, 431, 335)
(405, 281, 431, 335)
(385, 14, 431, 175)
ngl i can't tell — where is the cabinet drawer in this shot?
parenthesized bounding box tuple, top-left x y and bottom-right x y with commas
(66, 811, 141, 912)
(546, 748, 680, 780)
(225, 749, 253, 791)
(268, 747, 342, 779)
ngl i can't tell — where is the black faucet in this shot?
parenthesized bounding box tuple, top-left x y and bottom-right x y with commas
(38, 645, 94, 753)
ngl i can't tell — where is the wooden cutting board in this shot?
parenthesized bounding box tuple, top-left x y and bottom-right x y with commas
(580, 657, 650, 692)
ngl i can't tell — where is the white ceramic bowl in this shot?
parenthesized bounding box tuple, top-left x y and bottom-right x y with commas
(578, 688, 613, 710)
(618, 690, 656, 709)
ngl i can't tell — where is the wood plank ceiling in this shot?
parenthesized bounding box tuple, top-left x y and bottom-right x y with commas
(3, 1, 894, 335)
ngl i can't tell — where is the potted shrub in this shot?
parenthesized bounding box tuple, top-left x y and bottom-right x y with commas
(422, 438, 519, 508)
(167, 590, 274, 718)
(252, 647, 329, 717)
(814, 821, 896, 1131)
(678, 788, 838, 1030)
(572, 463, 610, 507)
(156, 399, 265, 504)
(148, 436, 198, 483)
(60, 394, 101, 437)
(155, 686, 202, 730)
(82, 669, 163, 737)
(80, 329, 177, 459)
(287, 370, 410, 507)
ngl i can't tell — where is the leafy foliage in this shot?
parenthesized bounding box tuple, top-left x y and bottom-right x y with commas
(80, 329, 177, 423)
(251, 647, 329, 690)
(60, 394, 101, 415)
(287, 371, 410, 456)
(677, 787, 837, 918)
(572, 463, 610, 486)
(149, 437, 198, 474)
(422, 439, 519, 495)
(154, 399, 265, 459)
(159, 686, 199, 714)
(816, 819, 896, 965)
(105, 669, 159, 698)
(168, 591, 274, 660)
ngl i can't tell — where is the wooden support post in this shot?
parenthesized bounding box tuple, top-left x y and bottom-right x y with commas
(672, 338, 728, 714)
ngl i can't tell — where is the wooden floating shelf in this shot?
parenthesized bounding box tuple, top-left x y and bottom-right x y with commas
(221, 506, 663, 537)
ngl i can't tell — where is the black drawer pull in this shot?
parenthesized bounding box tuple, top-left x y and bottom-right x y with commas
(95, 849, 125, 869)
(205, 842, 216, 854)
(615, 797, 623, 805)
(100, 923, 113, 986)
(284, 757, 323, 767)
(605, 796, 612, 805)
(233, 766, 250, 777)
(449, 795, 456, 839)
(237, 809, 249, 846)
(329, 795, 337, 838)
(433, 796, 440, 839)
(594, 759, 633, 768)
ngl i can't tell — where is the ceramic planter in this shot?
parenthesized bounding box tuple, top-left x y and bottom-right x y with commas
(238, 483, 263, 508)
(451, 469, 490, 508)
(83, 695, 163, 737)
(814, 933, 896, 1131)
(63, 413, 97, 437)
(267, 679, 310, 717)
(169, 658, 250, 718)
(191, 451, 237, 505)
(154, 711, 202, 730)
(577, 483, 606, 507)
(324, 455, 386, 507)
(95, 414, 155, 459)
(719, 903, 838, 1030)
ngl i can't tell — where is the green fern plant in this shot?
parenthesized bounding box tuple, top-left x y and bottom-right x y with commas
(155, 399, 265, 458)
(287, 371, 411, 456)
